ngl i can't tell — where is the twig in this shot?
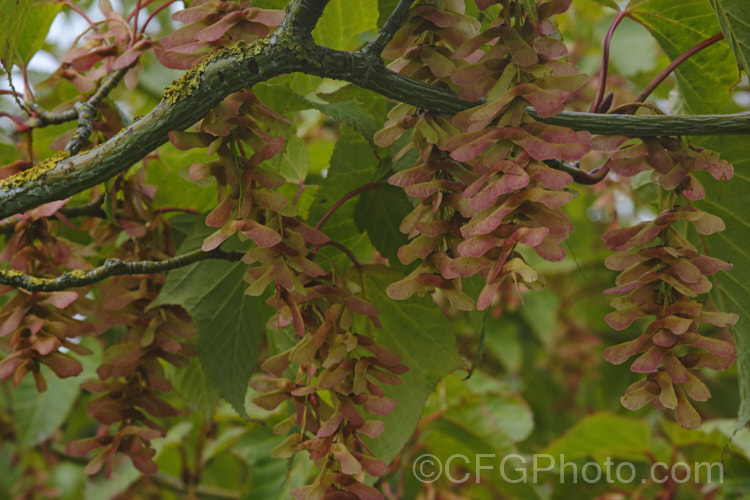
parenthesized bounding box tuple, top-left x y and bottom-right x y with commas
(365, 0, 415, 56)
(28, 66, 130, 132)
(65, 66, 133, 154)
(0, 248, 242, 292)
(0, 196, 106, 234)
(277, 0, 331, 36)
(27, 103, 79, 128)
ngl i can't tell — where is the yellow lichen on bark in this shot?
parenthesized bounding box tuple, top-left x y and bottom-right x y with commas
(161, 39, 268, 106)
(0, 150, 72, 192)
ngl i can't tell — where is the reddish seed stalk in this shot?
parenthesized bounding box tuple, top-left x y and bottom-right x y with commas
(126, 0, 156, 21)
(314, 182, 378, 230)
(635, 32, 725, 104)
(20, 65, 33, 102)
(590, 9, 628, 113)
(63, 0, 100, 34)
(292, 183, 306, 205)
(139, 0, 181, 35)
(318, 240, 363, 268)
(129, 0, 142, 48)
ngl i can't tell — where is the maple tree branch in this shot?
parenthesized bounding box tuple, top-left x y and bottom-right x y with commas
(0, 248, 242, 292)
(1, 7, 749, 220)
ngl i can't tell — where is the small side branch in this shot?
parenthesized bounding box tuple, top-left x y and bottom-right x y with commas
(0, 248, 242, 292)
(28, 66, 130, 131)
(0, 197, 105, 235)
(278, 0, 330, 35)
(65, 66, 132, 154)
(365, 0, 415, 56)
(27, 104, 78, 127)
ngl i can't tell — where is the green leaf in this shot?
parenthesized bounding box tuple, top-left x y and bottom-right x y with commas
(233, 425, 313, 499)
(421, 393, 534, 489)
(146, 145, 218, 213)
(543, 412, 651, 461)
(443, 393, 534, 445)
(256, 83, 383, 143)
(320, 84, 388, 130)
(519, 289, 560, 345)
(253, 82, 311, 114)
(13, 2, 62, 63)
(0, 0, 31, 69)
(377, 0, 399, 28)
(271, 134, 309, 183)
(590, 0, 622, 9)
(11, 367, 80, 450)
(353, 184, 411, 266)
(483, 316, 522, 374)
(86, 422, 193, 499)
(312, 0, 379, 51)
(360, 266, 461, 463)
(11, 337, 101, 451)
(709, 0, 750, 72)
(691, 135, 750, 429)
(629, 0, 738, 114)
(153, 219, 272, 418)
(608, 17, 660, 77)
(307, 126, 378, 270)
(167, 356, 220, 416)
(308, 98, 381, 142)
(252, 0, 289, 8)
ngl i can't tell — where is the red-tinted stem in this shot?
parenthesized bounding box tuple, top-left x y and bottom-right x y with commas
(63, 0, 100, 34)
(590, 9, 628, 113)
(127, 0, 156, 21)
(20, 65, 33, 101)
(292, 183, 305, 205)
(315, 182, 378, 230)
(139, 0, 180, 35)
(635, 32, 724, 104)
(318, 240, 363, 268)
(130, 0, 142, 48)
